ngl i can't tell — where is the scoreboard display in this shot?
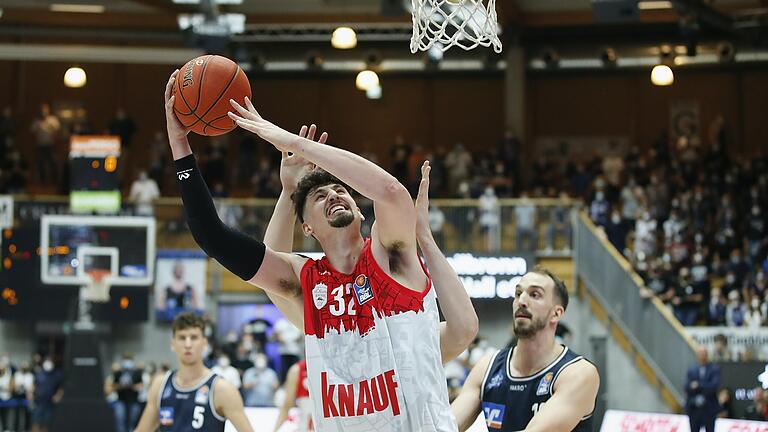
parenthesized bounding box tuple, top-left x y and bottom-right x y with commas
(69, 135, 121, 213)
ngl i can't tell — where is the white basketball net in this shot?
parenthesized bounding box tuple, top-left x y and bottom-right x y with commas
(410, 0, 502, 53)
(82, 271, 112, 303)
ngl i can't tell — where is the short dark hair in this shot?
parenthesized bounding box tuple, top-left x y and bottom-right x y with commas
(291, 170, 352, 223)
(530, 266, 569, 311)
(172, 312, 206, 336)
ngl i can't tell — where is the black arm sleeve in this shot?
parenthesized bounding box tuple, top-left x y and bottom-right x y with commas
(174, 154, 265, 280)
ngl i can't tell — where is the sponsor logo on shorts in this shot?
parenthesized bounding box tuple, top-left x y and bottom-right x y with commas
(536, 372, 554, 396)
(312, 283, 328, 309)
(159, 407, 174, 426)
(195, 385, 209, 405)
(482, 402, 505, 429)
(353, 274, 374, 305)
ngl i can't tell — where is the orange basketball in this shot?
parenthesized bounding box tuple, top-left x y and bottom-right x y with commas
(172, 55, 251, 136)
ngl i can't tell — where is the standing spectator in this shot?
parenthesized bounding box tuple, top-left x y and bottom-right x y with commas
(13, 360, 34, 432)
(672, 267, 704, 326)
(685, 347, 720, 432)
(111, 353, 143, 432)
(30, 103, 60, 184)
(707, 288, 727, 326)
(272, 318, 302, 384)
(241, 354, 279, 407)
(478, 186, 501, 252)
(710, 334, 731, 362)
(0, 356, 13, 432)
(129, 171, 160, 216)
(31, 357, 63, 432)
(248, 305, 273, 350)
(108, 108, 137, 151)
(746, 205, 766, 263)
(725, 290, 745, 327)
(514, 191, 538, 251)
(605, 209, 628, 253)
(1, 149, 29, 194)
(620, 180, 641, 221)
(444, 142, 473, 196)
(211, 354, 241, 390)
(589, 190, 610, 227)
(428, 204, 446, 249)
(390, 134, 411, 184)
(634, 210, 658, 259)
(0, 106, 15, 159)
(546, 192, 572, 252)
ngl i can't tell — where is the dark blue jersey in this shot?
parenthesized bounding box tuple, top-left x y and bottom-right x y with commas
(480, 345, 594, 432)
(157, 370, 226, 432)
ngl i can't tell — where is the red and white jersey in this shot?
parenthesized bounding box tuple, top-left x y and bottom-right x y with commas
(295, 360, 313, 432)
(301, 238, 456, 432)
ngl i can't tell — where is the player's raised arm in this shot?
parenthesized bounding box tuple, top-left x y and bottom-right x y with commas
(163, 71, 305, 300)
(228, 99, 416, 251)
(415, 161, 478, 363)
(262, 124, 327, 328)
(521, 360, 599, 432)
(452, 352, 495, 431)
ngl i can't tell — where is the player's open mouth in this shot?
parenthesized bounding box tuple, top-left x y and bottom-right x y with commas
(327, 203, 349, 217)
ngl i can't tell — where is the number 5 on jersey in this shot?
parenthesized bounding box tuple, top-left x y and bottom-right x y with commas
(192, 406, 205, 429)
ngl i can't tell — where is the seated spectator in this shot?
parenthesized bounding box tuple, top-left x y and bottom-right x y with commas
(717, 388, 734, 419)
(744, 298, 765, 328)
(242, 354, 279, 407)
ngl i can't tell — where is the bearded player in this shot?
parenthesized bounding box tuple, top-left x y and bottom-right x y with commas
(165, 66, 476, 431)
(451, 270, 599, 431)
(135, 313, 253, 432)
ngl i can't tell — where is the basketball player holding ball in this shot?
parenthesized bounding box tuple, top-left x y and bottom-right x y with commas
(451, 269, 600, 432)
(164, 58, 478, 430)
(135, 313, 253, 432)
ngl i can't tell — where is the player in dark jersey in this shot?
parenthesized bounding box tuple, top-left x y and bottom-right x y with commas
(451, 270, 600, 432)
(135, 313, 254, 432)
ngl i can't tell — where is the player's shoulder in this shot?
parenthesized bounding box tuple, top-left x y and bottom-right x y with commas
(554, 358, 599, 389)
(213, 374, 241, 401)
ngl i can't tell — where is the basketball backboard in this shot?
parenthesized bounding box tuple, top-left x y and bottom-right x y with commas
(40, 215, 156, 286)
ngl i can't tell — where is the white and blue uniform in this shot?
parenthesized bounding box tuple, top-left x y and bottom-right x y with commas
(157, 370, 226, 432)
(480, 345, 594, 432)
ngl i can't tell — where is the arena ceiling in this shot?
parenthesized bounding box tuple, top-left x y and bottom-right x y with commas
(0, 0, 766, 64)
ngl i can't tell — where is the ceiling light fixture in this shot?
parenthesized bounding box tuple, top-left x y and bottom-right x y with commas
(638, 1, 673, 10)
(50, 4, 105, 13)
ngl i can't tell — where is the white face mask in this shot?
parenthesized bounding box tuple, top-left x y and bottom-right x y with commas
(255, 358, 267, 369)
(43, 361, 54, 372)
(218, 357, 230, 368)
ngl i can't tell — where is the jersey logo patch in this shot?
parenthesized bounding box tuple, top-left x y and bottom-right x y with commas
(312, 283, 328, 309)
(482, 402, 505, 429)
(159, 407, 174, 426)
(195, 385, 209, 404)
(486, 371, 504, 390)
(353, 274, 374, 305)
(536, 372, 554, 396)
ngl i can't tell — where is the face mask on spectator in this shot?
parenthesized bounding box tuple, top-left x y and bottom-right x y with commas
(595, 191, 604, 201)
(122, 360, 134, 370)
(254, 357, 267, 370)
(43, 360, 54, 372)
(611, 213, 621, 224)
(218, 357, 230, 368)
(726, 274, 736, 284)
(226, 332, 237, 343)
